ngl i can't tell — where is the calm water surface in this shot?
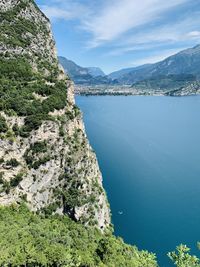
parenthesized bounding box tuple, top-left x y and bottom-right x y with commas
(76, 95, 200, 267)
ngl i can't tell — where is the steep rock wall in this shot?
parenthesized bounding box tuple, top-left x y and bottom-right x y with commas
(0, 0, 110, 230)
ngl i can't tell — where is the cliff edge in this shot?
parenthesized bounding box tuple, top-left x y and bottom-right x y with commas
(0, 0, 110, 230)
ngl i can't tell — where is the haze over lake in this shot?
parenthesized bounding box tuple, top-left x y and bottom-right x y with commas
(76, 95, 200, 267)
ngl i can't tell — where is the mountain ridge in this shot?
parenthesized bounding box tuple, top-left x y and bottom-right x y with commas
(109, 44, 200, 84)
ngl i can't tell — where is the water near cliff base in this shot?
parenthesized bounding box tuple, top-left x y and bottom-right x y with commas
(76, 95, 200, 267)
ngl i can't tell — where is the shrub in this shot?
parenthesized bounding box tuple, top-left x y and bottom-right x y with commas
(6, 158, 20, 167)
(32, 155, 51, 169)
(20, 114, 52, 136)
(0, 172, 4, 184)
(0, 115, 8, 132)
(10, 173, 23, 187)
(30, 141, 47, 154)
(12, 123, 20, 136)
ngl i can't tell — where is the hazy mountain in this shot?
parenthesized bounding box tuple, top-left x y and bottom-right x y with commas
(58, 56, 91, 81)
(108, 64, 152, 80)
(150, 44, 200, 77)
(59, 56, 113, 85)
(87, 67, 105, 77)
(109, 44, 200, 84)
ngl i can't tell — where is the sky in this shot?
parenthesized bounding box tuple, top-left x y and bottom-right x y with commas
(35, 0, 200, 74)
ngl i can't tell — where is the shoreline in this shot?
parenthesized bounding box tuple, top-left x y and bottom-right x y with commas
(75, 91, 200, 97)
(74, 84, 200, 97)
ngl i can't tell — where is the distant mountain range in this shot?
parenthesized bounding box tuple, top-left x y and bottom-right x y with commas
(108, 64, 152, 81)
(58, 56, 117, 85)
(59, 44, 200, 91)
(110, 44, 200, 85)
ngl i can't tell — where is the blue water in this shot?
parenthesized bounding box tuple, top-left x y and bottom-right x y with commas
(76, 95, 200, 267)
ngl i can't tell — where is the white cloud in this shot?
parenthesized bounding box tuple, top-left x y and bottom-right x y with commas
(107, 42, 170, 56)
(40, 1, 89, 21)
(187, 31, 200, 37)
(40, 6, 75, 20)
(106, 13, 200, 56)
(82, 0, 188, 47)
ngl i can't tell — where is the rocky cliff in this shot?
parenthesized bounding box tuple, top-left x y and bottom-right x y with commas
(0, 0, 110, 230)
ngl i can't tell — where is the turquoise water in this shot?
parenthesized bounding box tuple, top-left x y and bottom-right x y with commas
(76, 95, 200, 267)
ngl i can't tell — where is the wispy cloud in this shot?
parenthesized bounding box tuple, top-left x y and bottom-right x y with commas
(82, 0, 188, 48)
(187, 31, 200, 38)
(40, 6, 76, 20)
(106, 13, 200, 56)
(39, 1, 89, 21)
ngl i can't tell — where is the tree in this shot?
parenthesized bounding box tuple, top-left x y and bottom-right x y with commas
(168, 244, 200, 267)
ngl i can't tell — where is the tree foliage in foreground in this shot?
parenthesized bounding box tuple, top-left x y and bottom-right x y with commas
(168, 244, 200, 267)
(0, 205, 157, 267)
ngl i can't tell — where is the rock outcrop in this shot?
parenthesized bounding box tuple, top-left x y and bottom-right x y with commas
(0, 0, 110, 230)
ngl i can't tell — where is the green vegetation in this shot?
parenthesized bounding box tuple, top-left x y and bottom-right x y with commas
(0, 56, 67, 114)
(0, 172, 24, 194)
(24, 141, 51, 169)
(31, 155, 51, 169)
(0, 0, 51, 52)
(0, 115, 8, 133)
(30, 141, 48, 154)
(0, 55, 69, 136)
(0, 205, 157, 267)
(0, 1, 71, 137)
(6, 158, 20, 167)
(10, 173, 24, 187)
(168, 244, 200, 267)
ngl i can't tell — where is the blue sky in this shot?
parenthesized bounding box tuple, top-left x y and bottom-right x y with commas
(35, 0, 200, 74)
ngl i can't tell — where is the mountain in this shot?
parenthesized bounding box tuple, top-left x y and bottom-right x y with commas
(150, 44, 200, 77)
(108, 64, 152, 80)
(0, 0, 110, 229)
(59, 56, 91, 80)
(59, 56, 113, 85)
(110, 45, 200, 84)
(87, 67, 105, 77)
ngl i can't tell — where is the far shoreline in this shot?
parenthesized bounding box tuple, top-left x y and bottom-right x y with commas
(74, 84, 200, 97)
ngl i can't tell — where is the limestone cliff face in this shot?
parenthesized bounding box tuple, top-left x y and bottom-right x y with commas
(0, 0, 110, 229)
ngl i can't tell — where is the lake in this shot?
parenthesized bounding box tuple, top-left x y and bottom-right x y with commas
(76, 95, 200, 267)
